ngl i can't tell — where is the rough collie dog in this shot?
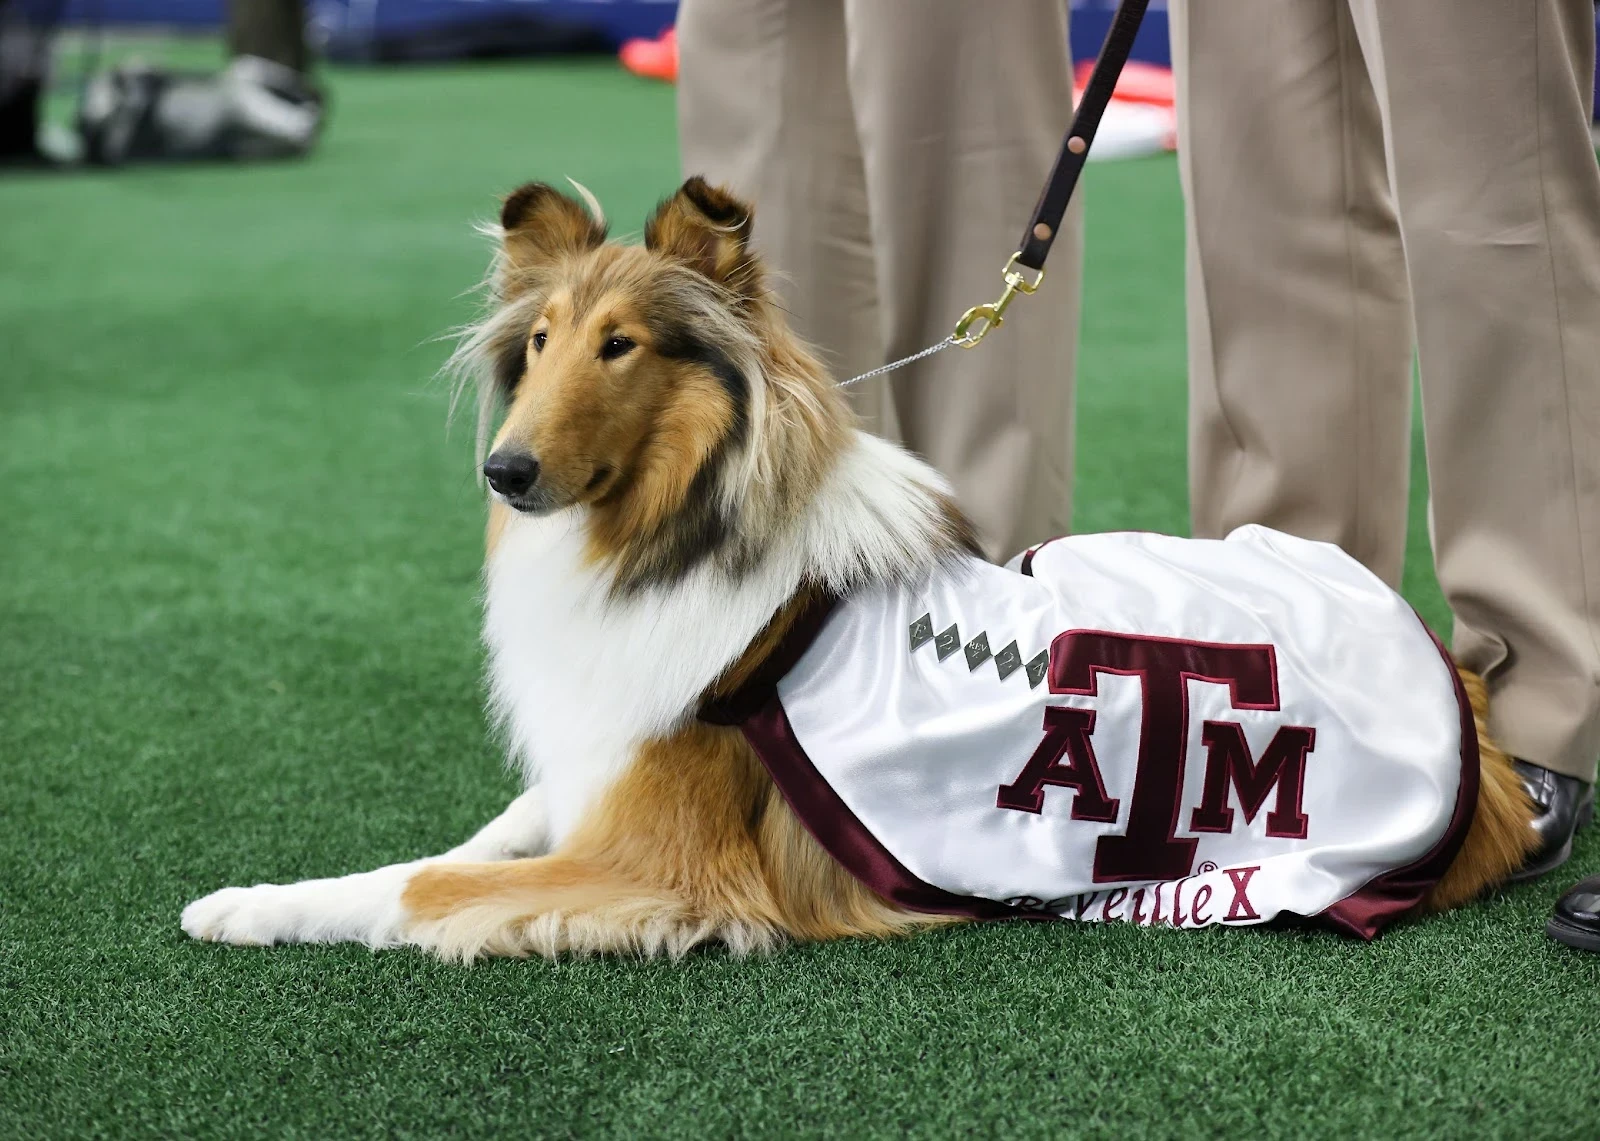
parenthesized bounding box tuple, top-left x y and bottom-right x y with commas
(182, 178, 1536, 959)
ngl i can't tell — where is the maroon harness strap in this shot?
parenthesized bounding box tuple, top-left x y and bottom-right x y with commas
(698, 592, 839, 727)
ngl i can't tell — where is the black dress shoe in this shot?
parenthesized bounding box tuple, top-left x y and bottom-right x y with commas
(1548, 874, 1600, 951)
(1507, 760, 1594, 884)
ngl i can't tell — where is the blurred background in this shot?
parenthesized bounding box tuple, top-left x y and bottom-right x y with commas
(2, 0, 1198, 166)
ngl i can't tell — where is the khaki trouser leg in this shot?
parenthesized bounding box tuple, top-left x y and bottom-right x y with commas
(1177, 0, 1600, 778)
(1172, 0, 1415, 587)
(679, 0, 1079, 558)
(1346, 0, 1600, 780)
(842, 0, 1078, 558)
(676, 0, 896, 436)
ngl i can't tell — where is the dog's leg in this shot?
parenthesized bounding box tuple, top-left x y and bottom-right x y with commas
(399, 724, 790, 960)
(180, 788, 549, 947)
(401, 853, 752, 961)
(437, 786, 550, 861)
(397, 723, 950, 960)
(399, 807, 951, 961)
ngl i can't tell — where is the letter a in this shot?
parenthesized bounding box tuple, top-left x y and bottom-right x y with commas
(997, 705, 1120, 820)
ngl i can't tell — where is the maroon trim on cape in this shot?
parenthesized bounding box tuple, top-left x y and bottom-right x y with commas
(698, 587, 1038, 921)
(740, 694, 1041, 921)
(698, 593, 840, 727)
(1316, 615, 1480, 940)
(1019, 536, 1068, 577)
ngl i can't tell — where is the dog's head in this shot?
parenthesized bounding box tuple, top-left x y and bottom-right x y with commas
(453, 177, 972, 595)
(476, 178, 768, 522)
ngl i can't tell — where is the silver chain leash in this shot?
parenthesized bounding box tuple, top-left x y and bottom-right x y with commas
(836, 335, 959, 389)
(834, 252, 1049, 389)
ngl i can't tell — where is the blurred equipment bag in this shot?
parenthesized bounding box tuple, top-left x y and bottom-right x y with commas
(78, 53, 324, 164)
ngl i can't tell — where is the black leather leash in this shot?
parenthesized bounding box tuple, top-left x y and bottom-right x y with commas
(837, 0, 1152, 388)
(1018, 0, 1151, 272)
(949, 0, 1151, 348)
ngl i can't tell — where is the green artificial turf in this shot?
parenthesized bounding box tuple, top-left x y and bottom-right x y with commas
(3, 57, 1599, 1140)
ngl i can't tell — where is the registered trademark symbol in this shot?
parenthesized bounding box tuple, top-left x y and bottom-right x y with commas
(1198, 861, 1218, 874)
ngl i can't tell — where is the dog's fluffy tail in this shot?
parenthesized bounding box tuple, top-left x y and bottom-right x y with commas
(1423, 669, 1539, 911)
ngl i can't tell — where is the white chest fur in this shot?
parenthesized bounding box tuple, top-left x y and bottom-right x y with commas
(480, 431, 959, 846)
(482, 514, 801, 844)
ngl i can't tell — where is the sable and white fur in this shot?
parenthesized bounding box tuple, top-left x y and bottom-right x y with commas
(182, 178, 1536, 959)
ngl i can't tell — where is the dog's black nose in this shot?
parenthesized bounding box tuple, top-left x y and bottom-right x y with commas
(483, 451, 539, 497)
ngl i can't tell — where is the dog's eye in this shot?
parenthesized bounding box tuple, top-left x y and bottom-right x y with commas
(600, 336, 636, 361)
(531, 330, 547, 352)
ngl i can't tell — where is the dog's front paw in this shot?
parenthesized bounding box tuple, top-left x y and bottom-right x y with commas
(181, 866, 414, 948)
(181, 884, 301, 946)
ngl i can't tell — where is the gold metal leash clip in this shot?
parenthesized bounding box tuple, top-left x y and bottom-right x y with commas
(951, 252, 1046, 348)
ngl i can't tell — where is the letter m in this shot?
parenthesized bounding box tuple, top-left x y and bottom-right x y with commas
(1187, 722, 1315, 839)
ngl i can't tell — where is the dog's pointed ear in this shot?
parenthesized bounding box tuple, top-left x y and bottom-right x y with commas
(644, 177, 759, 294)
(499, 182, 606, 272)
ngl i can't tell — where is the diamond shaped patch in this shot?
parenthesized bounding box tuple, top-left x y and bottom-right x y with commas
(994, 640, 1023, 681)
(964, 631, 993, 671)
(908, 613, 934, 653)
(934, 624, 961, 662)
(1025, 650, 1050, 689)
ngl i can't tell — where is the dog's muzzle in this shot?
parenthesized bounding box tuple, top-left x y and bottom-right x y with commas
(484, 451, 539, 497)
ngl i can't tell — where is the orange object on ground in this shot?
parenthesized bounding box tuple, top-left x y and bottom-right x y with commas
(620, 27, 678, 82)
(1073, 58, 1174, 107)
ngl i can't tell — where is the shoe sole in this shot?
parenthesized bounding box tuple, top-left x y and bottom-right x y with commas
(1546, 912, 1600, 952)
